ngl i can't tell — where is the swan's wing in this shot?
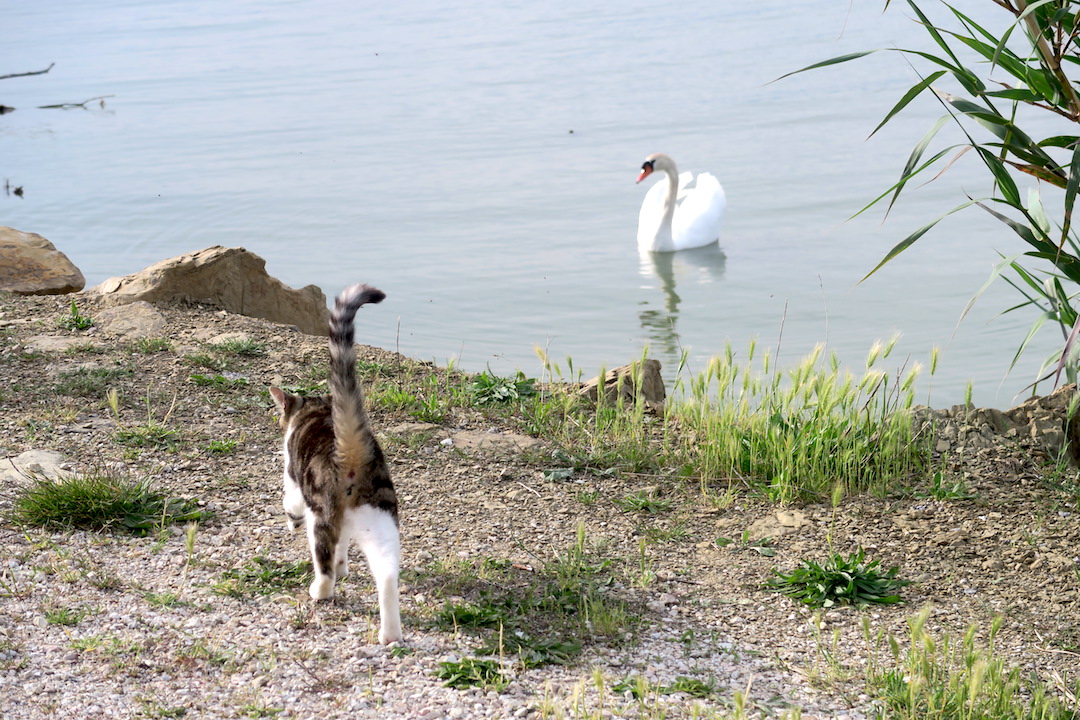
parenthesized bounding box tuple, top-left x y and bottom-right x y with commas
(673, 172, 727, 250)
(637, 177, 670, 247)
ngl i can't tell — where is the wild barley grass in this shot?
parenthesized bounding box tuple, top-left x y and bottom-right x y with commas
(670, 340, 928, 502)
(524, 340, 931, 502)
(864, 610, 1078, 720)
(9, 472, 209, 535)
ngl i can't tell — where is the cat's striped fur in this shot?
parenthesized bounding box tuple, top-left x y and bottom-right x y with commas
(269, 283, 401, 645)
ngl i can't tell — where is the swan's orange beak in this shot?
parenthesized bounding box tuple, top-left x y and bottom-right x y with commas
(636, 166, 653, 183)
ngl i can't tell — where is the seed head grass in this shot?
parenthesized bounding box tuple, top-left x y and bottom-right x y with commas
(865, 610, 1079, 720)
(526, 339, 934, 503)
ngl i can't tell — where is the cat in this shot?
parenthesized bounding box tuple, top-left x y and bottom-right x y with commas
(269, 283, 402, 645)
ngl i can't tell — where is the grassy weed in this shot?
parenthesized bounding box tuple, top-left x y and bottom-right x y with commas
(417, 525, 632, 675)
(213, 556, 312, 598)
(189, 373, 249, 390)
(43, 604, 93, 626)
(132, 337, 173, 353)
(185, 353, 230, 372)
(472, 369, 537, 405)
(9, 471, 209, 535)
(57, 299, 93, 331)
(206, 438, 238, 455)
(435, 657, 509, 690)
(206, 338, 267, 357)
(54, 366, 132, 397)
(613, 490, 671, 515)
(767, 547, 910, 609)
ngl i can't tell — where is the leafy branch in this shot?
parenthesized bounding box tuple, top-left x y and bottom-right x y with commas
(784, 0, 1080, 391)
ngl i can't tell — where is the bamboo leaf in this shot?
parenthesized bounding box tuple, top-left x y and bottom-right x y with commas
(861, 200, 977, 282)
(1039, 135, 1080, 149)
(1004, 159, 1069, 188)
(869, 71, 946, 138)
(975, 147, 1021, 205)
(985, 88, 1044, 102)
(1010, 310, 1054, 371)
(1054, 313, 1080, 387)
(1063, 138, 1080, 243)
(773, 51, 880, 82)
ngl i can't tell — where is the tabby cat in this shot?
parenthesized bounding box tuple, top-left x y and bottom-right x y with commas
(269, 283, 402, 645)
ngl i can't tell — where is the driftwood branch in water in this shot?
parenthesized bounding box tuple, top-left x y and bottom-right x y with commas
(38, 95, 115, 110)
(0, 63, 55, 81)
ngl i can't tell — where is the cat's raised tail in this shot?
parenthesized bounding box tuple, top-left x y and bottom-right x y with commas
(328, 284, 385, 481)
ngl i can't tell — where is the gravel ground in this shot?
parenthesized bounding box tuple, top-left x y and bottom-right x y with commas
(2, 292, 1080, 720)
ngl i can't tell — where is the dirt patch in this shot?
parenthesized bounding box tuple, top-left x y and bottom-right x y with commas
(1, 292, 1079, 718)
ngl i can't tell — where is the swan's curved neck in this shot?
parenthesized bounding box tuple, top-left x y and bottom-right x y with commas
(660, 166, 678, 227)
(650, 164, 679, 251)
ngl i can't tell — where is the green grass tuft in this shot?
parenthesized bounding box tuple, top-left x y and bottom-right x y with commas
(9, 472, 210, 536)
(54, 366, 132, 397)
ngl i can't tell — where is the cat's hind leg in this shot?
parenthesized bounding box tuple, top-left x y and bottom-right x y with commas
(334, 526, 350, 580)
(351, 506, 402, 644)
(283, 474, 306, 532)
(306, 510, 341, 601)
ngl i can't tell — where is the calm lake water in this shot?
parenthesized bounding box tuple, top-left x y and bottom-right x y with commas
(3, 1, 1067, 408)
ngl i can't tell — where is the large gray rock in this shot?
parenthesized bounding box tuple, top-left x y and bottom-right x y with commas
(0, 226, 85, 295)
(86, 246, 330, 335)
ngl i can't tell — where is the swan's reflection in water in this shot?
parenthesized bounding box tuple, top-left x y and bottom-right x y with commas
(638, 243, 727, 360)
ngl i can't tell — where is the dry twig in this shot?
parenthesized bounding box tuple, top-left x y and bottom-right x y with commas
(39, 95, 114, 110)
(0, 63, 55, 81)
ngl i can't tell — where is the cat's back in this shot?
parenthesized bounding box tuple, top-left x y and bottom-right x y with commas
(284, 397, 337, 479)
(285, 395, 396, 517)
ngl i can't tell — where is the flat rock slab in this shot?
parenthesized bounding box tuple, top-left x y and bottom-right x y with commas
(0, 449, 73, 485)
(445, 429, 543, 452)
(0, 226, 85, 295)
(24, 335, 96, 352)
(95, 301, 167, 339)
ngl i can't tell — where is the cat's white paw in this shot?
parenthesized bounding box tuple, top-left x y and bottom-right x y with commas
(379, 626, 403, 645)
(309, 576, 335, 601)
(335, 561, 350, 579)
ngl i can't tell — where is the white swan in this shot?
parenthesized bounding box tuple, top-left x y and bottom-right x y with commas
(636, 153, 726, 253)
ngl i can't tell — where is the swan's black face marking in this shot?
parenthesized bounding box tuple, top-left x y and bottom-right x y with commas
(637, 159, 655, 183)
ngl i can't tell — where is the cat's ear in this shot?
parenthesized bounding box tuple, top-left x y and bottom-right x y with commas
(269, 386, 288, 412)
